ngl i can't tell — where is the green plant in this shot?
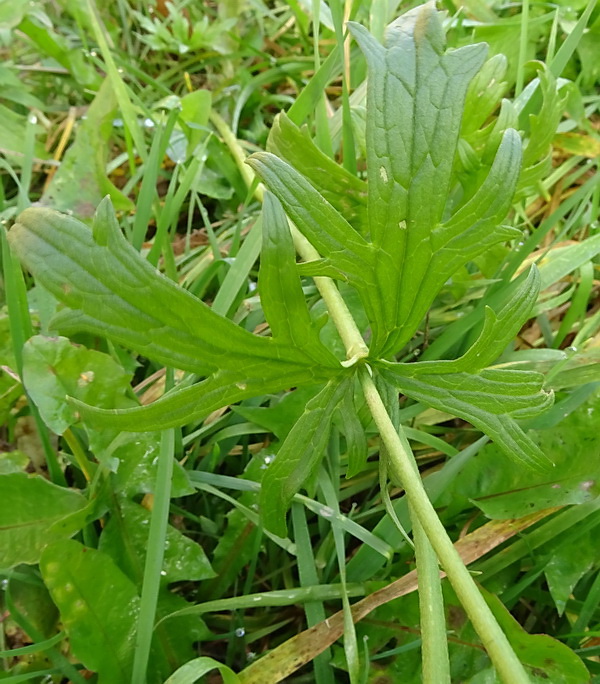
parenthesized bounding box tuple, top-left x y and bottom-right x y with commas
(3, 3, 598, 683)
(132, 2, 237, 56)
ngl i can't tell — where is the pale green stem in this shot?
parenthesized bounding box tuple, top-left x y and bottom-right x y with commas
(360, 368, 530, 684)
(215, 112, 448, 681)
(209, 110, 264, 203)
(412, 517, 450, 682)
(383, 427, 450, 684)
(292, 229, 369, 363)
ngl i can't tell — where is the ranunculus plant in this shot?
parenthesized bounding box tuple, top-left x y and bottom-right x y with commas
(9, 5, 568, 683)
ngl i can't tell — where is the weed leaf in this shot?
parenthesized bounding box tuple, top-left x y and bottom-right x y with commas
(253, 5, 527, 360)
(517, 67, 566, 194)
(247, 152, 386, 341)
(247, 152, 373, 280)
(8, 204, 337, 377)
(402, 266, 541, 375)
(379, 364, 553, 470)
(260, 377, 351, 536)
(267, 113, 368, 231)
(22, 335, 133, 434)
(259, 192, 338, 365)
(349, 6, 524, 356)
(99, 499, 215, 585)
(42, 79, 134, 217)
(69, 366, 341, 431)
(40, 539, 139, 683)
(338, 381, 368, 478)
(0, 473, 87, 567)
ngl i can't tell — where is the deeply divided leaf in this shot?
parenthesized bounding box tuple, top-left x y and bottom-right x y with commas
(402, 266, 541, 374)
(9, 206, 338, 377)
(349, 6, 522, 355)
(267, 113, 368, 231)
(253, 4, 526, 359)
(379, 364, 553, 470)
(260, 377, 351, 537)
(69, 363, 343, 432)
(259, 192, 338, 366)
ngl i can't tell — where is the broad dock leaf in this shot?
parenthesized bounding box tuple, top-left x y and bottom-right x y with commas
(40, 539, 139, 683)
(22, 335, 133, 434)
(0, 473, 87, 567)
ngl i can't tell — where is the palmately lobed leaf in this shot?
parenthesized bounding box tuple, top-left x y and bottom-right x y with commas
(349, 5, 526, 356)
(68, 367, 342, 432)
(8, 202, 345, 432)
(254, 4, 527, 360)
(399, 266, 541, 375)
(259, 192, 339, 365)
